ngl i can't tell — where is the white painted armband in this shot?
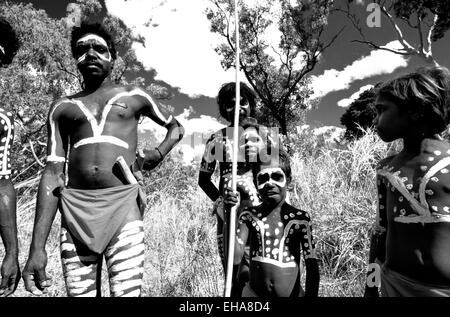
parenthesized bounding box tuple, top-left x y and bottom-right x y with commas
(46, 155, 66, 163)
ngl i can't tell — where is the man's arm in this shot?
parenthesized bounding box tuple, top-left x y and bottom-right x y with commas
(300, 214, 319, 297)
(0, 110, 20, 297)
(0, 179, 19, 297)
(198, 135, 220, 202)
(22, 101, 68, 295)
(364, 173, 387, 297)
(138, 89, 185, 170)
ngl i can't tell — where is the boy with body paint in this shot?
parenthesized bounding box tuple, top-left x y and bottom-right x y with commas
(365, 66, 450, 297)
(0, 17, 20, 297)
(224, 149, 320, 297)
(22, 22, 184, 297)
(198, 82, 268, 296)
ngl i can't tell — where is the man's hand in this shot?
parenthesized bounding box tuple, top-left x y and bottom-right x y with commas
(22, 249, 52, 296)
(0, 254, 20, 297)
(135, 148, 164, 171)
(223, 189, 240, 209)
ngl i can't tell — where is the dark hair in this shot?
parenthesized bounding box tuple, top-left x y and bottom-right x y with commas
(0, 17, 20, 66)
(217, 82, 257, 120)
(277, 148, 292, 182)
(70, 21, 117, 60)
(377, 65, 450, 134)
(257, 147, 292, 183)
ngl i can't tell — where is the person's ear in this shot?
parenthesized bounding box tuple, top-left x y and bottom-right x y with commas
(286, 181, 294, 191)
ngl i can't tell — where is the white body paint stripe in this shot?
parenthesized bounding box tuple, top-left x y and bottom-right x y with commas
(395, 214, 450, 223)
(77, 34, 108, 47)
(61, 242, 77, 252)
(106, 244, 145, 267)
(110, 279, 142, 293)
(46, 155, 66, 163)
(379, 161, 450, 223)
(67, 279, 95, 290)
(48, 99, 69, 160)
(378, 169, 429, 217)
(115, 89, 172, 126)
(0, 112, 12, 174)
(65, 265, 95, 277)
(109, 255, 145, 273)
(110, 268, 144, 282)
(419, 157, 450, 209)
(105, 232, 145, 256)
(73, 135, 129, 149)
(252, 256, 297, 268)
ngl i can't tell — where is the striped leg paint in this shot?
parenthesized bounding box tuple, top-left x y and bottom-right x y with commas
(60, 227, 101, 297)
(105, 220, 145, 297)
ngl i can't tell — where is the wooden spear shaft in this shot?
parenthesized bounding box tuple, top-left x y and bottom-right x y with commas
(224, 0, 240, 298)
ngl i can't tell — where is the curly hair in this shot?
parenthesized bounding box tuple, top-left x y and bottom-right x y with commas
(70, 21, 117, 60)
(377, 65, 450, 134)
(0, 17, 20, 66)
(217, 82, 257, 120)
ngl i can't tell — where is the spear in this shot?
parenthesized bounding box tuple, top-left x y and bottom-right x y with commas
(224, 0, 240, 297)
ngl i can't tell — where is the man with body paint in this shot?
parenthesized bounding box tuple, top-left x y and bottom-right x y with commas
(22, 22, 184, 297)
(0, 17, 20, 297)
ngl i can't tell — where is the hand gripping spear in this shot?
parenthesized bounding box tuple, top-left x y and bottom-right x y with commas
(224, 0, 240, 298)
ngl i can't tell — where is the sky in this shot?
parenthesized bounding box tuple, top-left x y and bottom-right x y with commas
(13, 0, 450, 162)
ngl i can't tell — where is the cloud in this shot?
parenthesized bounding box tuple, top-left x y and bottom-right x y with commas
(138, 107, 225, 165)
(105, 0, 246, 98)
(337, 84, 374, 108)
(310, 41, 408, 99)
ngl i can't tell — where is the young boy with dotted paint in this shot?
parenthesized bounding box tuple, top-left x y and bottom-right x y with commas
(366, 66, 450, 297)
(224, 149, 320, 297)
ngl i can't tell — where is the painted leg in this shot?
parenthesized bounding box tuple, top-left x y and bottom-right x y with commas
(105, 219, 145, 297)
(60, 226, 102, 297)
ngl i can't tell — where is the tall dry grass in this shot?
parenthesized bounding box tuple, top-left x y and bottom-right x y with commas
(1, 129, 399, 297)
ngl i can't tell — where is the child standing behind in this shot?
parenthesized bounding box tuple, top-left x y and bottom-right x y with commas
(366, 66, 450, 297)
(224, 149, 319, 297)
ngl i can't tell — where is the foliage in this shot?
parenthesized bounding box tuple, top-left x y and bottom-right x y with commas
(340, 86, 378, 141)
(3, 128, 401, 297)
(0, 0, 161, 185)
(206, 0, 341, 134)
(339, 0, 450, 65)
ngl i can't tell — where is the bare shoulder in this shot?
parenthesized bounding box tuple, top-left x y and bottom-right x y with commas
(48, 96, 77, 117)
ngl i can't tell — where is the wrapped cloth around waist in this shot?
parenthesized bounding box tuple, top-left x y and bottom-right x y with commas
(59, 183, 146, 254)
(381, 264, 450, 297)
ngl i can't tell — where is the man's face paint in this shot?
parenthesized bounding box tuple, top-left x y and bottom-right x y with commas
(75, 34, 112, 65)
(257, 167, 286, 190)
(224, 96, 250, 121)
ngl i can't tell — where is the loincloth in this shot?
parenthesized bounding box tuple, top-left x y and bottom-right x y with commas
(381, 264, 450, 297)
(59, 184, 146, 254)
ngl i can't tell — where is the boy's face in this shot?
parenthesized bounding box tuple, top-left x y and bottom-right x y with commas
(224, 96, 251, 122)
(256, 162, 288, 205)
(240, 126, 264, 162)
(74, 33, 113, 79)
(373, 95, 412, 142)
